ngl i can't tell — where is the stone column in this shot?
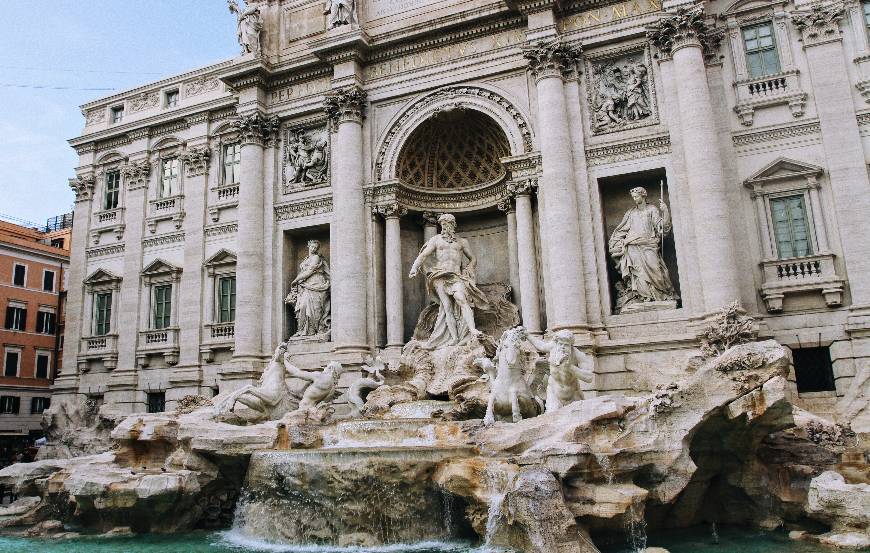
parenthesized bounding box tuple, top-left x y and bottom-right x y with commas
(422, 211, 438, 243)
(648, 6, 741, 312)
(498, 199, 522, 311)
(377, 203, 407, 349)
(324, 87, 369, 353)
(508, 181, 543, 334)
(524, 39, 588, 333)
(232, 113, 279, 367)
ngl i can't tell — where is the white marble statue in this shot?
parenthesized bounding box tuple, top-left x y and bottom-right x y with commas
(608, 186, 677, 314)
(409, 214, 489, 349)
(286, 240, 331, 338)
(324, 0, 357, 28)
(228, 0, 263, 56)
(212, 343, 291, 419)
(347, 357, 386, 416)
(284, 355, 342, 413)
(479, 326, 544, 425)
(527, 330, 594, 413)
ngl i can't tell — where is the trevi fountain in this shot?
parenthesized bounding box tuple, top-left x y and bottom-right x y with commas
(6, 0, 870, 550)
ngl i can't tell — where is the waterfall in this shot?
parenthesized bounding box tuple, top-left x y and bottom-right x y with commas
(624, 501, 648, 553)
(595, 453, 615, 485)
(482, 466, 513, 549)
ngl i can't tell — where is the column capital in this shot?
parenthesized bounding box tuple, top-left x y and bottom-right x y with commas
(120, 159, 152, 191)
(507, 178, 539, 197)
(791, 2, 845, 47)
(497, 197, 515, 213)
(523, 38, 582, 82)
(647, 5, 722, 60)
(232, 112, 280, 146)
(324, 86, 367, 128)
(70, 174, 95, 202)
(375, 202, 407, 219)
(180, 146, 211, 177)
(421, 211, 439, 226)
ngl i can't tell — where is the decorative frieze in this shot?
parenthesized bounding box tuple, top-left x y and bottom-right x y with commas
(274, 197, 333, 221)
(84, 108, 105, 126)
(204, 222, 238, 237)
(731, 121, 821, 148)
(586, 44, 658, 134)
(232, 112, 280, 146)
(151, 119, 190, 138)
(85, 244, 125, 259)
(181, 146, 211, 177)
(184, 75, 220, 97)
(585, 133, 670, 166)
(95, 135, 132, 152)
(70, 174, 95, 202)
(375, 202, 407, 219)
(646, 5, 722, 60)
(142, 232, 185, 249)
(120, 160, 152, 190)
(283, 124, 329, 191)
(323, 86, 367, 128)
(792, 2, 845, 47)
(522, 38, 582, 81)
(129, 92, 159, 112)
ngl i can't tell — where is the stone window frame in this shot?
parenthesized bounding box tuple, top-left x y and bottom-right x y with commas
(724, 0, 807, 125)
(90, 153, 127, 246)
(34, 349, 51, 379)
(110, 105, 124, 124)
(3, 346, 22, 378)
(42, 268, 56, 292)
(35, 306, 56, 335)
(583, 42, 660, 136)
(201, 249, 237, 362)
(5, 301, 27, 332)
(146, 138, 186, 232)
(164, 88, 179, 109)
(82, 269, 122, 339)
(140, 259, 182, 331)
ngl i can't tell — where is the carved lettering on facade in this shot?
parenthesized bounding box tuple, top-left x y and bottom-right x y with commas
(269, 78, 331, 106)
(562, 0, 662, 31)
(365, 30, 525, 80)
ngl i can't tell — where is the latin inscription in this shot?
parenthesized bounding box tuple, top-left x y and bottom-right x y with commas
(368, 0, 435, 19)
(562, 0, 662, 30)
(365, 30, 525, 80)
(270, 77, 331, 105)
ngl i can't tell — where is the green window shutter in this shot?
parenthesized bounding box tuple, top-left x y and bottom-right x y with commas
(153, 285, 172, 329)
(770, 195, 813, 259)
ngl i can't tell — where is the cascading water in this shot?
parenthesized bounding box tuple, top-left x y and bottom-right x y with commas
(624, 501, 648, 553)
(482, 466, 514, 549)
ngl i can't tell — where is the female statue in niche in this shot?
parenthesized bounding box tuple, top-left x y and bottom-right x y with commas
(285, 240, 331, 338)
(608, 186, 678, 314)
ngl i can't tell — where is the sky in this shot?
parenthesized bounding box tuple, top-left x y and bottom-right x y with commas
(0, 1, 240, 227)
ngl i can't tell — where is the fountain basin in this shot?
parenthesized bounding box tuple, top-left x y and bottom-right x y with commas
(320, 419, 468, 449)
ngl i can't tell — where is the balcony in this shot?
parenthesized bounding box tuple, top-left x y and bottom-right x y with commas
(733, 70, 807, 126)
(760, 253, 845, 312)
(78, 334, 118, 370)
(208, 184, 239, 223)
(89, 208, 126, 245)
(146, 195, 184, 233)
(137, 327, 180, 367)
(201, 322, 234, 362)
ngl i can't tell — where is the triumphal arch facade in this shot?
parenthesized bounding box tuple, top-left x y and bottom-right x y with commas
(61, 0, 870, 416)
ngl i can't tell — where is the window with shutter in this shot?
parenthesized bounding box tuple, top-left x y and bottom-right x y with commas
(770, 195, 812, 259)
(36, 311, 55, 334)
(35, 354, 49, 379)
(743, 22, 781, 78)
(4, 307, 26, 331)
(153, 284, 172, 329)
(12, 265, 26, 287)
(94, 292, 112, 335)
(43, 270, 55, 292)
(3, 351, 19, 377)
(218, 276, 236, 323)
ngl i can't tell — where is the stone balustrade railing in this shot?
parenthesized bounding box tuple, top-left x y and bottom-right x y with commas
(759, 252, 845, 312)
(734, 70, 806, 126)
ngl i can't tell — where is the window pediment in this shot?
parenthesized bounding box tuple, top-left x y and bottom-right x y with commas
(722, 0, 783, 19)
(83, 268, 122, 285)
(744, 157, 823, 189)
(205, 249, 237, 267)
(142, 258, 182, 278)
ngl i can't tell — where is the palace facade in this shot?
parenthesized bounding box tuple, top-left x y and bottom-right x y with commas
(61, 0, 870, 417)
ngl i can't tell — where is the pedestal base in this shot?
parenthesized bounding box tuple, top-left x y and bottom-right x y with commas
(619, 300, 678, 314)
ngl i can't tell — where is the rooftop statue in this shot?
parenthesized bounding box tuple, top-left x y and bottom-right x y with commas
(409, 213, 489, 350)
(324, 0, 357, 29)
(608, 186, 678, 313)
(228, 0, 263, 56)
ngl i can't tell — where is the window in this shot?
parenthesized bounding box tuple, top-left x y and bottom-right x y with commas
(3, 350, 20, 377)
(160, 158, 180, 197)
(0, 396, 19, 415)
(42, 270, 55, 292)
(743, 22, 781, 78)
(36, 311, 55, 334)
(50, 238, 65, 249)
(94, 291, 112, 336)
(793, 346, 836, 393)
(12, 264, 26, 287)
(147, 392, 165, 413)
(770, 195, 812, 259)
(111, 106, 124, 124)
(104, 170, 121, 210)
(222, 143, 241, 185)
(5, 305, 26, 331)
(218, 276, 236, 323)
(165, 89, 179, 108)
(30, 397, 50, 415)
(152, 284, 172, 329)
(35, 353, 50, 379)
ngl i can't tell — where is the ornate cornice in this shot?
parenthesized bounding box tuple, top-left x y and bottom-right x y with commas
(142, 232, 185, 249)
(791, 2, 845, 47)
(120, 160, 152, 190)
(421, 211, 439, 226)
(86, 244, 125, 259)
(522, 38, 582, 81)
(70, 174, 95, 202)
(274, 196, 333, 221)
(232, 112, 280, 146)
(585, 133, 671, 166)
(181, 146, 211, 177)
(366, 178, 510, 213)
(506, 179, 538, 196)
(324, 86, 367, 128)
(647, 5, 722, 60)
(375, 202, 408, 219)
(204, 222, 238, 237)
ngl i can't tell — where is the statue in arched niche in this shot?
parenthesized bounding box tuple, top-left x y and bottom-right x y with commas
(286, 239, 331, 339)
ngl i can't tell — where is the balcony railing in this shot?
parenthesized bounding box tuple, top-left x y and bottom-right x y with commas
(78, 334, 119, 370)
(201, 322, 234, 363)
(216, 184, 239, 203)
(146, 195, 185, 233)
(760, 253, 844, 312)
(137, 327, 180, 366)
(734, 70, 806, 126)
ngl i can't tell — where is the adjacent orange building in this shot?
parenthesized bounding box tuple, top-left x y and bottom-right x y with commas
(0, 217, 70, 462)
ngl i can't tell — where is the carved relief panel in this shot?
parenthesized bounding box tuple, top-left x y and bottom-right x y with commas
(585, 45, 658, 135)
(282, 122, 329, 192)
